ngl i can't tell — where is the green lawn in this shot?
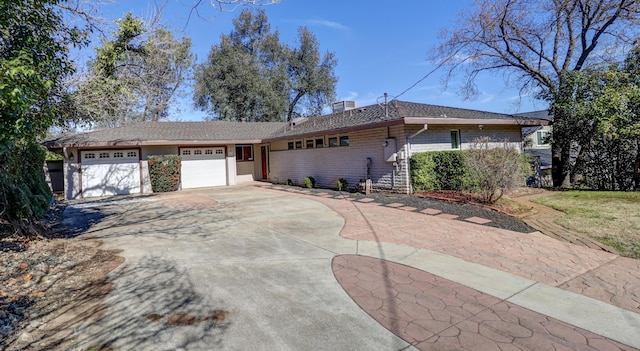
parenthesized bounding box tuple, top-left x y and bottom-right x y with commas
(533, 191, 640, 258)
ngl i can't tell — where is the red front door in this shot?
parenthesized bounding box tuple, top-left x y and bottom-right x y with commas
(261, 146, 268, 180)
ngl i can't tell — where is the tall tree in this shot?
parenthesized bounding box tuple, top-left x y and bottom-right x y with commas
(72, 13, 194, 128)
(194, 9, 337, 122)
(434, 0, 640, 187)
(287, 27, 337, 121)
(1, 0, 90, 235)
(0, 0, 88, 148)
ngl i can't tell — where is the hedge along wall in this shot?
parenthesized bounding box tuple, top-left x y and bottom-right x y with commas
(410, 151, 477, 192)
(147, 155, 181, 192)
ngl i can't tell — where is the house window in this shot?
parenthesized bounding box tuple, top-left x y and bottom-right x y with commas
(182, 150, 191, 156)
(288, 141, 294, 150)
(205, 149, 213, 155)
(127, 151, 137, 158)
(99, 152, 110, 159)
(536, 130, 549, 145)
(194, 149, 202, 155)
(84, 153, 95, 159)
(450, 130, 460, 149)
(315, 138, 324, 148)
(295, 140, 302, 149)
(306, 139, 314, 148)
(215, 149, 223, 155)
(113, 152, 124, 158)
(236, 145, 253, 161)
(339, 135, 350, 147)
(329, 137, 338, 147)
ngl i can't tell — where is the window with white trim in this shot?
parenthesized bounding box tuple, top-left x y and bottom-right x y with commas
(182, 150, 191, 156)
(215, 149, 223, 155)
(99, 152, 110, 159)
(84, 153, 95, 159)
(127, 151, 137, 158)
(205, 149, 213, 155)
(113, 152, 124, 158)
(536, 130, 549, 146)
(194, 149, 202, 155)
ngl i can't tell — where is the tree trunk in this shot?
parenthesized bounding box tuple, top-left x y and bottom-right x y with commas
(634, 139, 640, 190)
(552, 142, 571, 188)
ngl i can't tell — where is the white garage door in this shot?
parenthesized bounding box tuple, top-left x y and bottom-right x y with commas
(180, 147, 227, 189)
(81, 150, 141, 198)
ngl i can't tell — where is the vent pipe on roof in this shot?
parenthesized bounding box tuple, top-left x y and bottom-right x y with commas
(385, 92, 388, 118)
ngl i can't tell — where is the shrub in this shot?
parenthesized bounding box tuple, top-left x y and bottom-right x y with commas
(148, 155, 181, 192)
(465, 137, 530, 203)
(0, 142, 52, 237)
(304, 176, 316, 188)
(337, 178, 348, 191)
(410, 151, 475, 192)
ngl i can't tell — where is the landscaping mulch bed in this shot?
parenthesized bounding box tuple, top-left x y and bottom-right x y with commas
(277, 185, 535, 233)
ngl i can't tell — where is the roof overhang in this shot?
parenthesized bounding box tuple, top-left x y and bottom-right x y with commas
(44, 139, 265, 149)
(403, 117, 549, 126)
(263, 119, 405, 142)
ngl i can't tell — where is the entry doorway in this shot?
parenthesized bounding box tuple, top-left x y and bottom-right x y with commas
(261, 145, 268, 180)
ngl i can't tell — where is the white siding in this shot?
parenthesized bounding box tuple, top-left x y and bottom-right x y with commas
(407, 125, 522, 155)
(269, 126, 409, 192)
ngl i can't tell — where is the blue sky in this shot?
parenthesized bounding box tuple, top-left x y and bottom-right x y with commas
(92, 0, 547, 121)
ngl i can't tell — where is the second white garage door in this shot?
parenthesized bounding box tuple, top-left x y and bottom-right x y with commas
(180, 147, 227, 189)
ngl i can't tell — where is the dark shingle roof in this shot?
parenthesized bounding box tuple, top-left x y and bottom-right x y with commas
(46, 121, 288, 147)
(46, 100, 548, 147)
(268, 100, 521, 139)
(515, 110, 553, 121)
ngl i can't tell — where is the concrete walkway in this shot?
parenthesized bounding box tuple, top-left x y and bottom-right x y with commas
(61, 184, 639, 350)
(265, 184, 640, 350)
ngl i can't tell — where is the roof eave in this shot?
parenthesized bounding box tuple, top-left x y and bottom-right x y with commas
(44, 139, 266, 148)
(263, 119, 405, 142)
(403, 117, 549, 126)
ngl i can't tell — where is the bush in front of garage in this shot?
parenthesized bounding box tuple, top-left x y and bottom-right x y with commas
(148, 155, 181, 192)
(1, 142, 52, 238)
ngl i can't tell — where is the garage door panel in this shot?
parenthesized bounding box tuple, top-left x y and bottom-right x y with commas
(181, 147, 227, 189)
(81, 150, 140, 198)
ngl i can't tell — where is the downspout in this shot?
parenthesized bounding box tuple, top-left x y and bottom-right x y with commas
(406, 124, 429, 193)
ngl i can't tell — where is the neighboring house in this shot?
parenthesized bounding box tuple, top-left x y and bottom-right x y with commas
(517, 110, 554, 186)
(45, 100, 549, 199)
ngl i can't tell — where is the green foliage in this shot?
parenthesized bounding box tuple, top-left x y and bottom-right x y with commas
(547, 45, 640, 190)
(74, 14, 195, 127)
(147, 155, 181, 193)
(0, 0, 87, 147)
(465, 138, 530, 204)
(0, 142, 52, 233)
(45, 150, 63, 161)
(194, 9, 337, 122)
(410, 151, 475, 192)
(337, 178, 348, 191)
(304, 176, 316, 189)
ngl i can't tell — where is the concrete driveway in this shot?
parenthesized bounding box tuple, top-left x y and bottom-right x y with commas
(62, 185, 412, 350)
(61, 184, 640, 350)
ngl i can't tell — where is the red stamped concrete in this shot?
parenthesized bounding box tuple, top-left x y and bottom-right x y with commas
(275, 189, 640, 314)
(333, 255, 637, 351)
(465, 216, 493, 225)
